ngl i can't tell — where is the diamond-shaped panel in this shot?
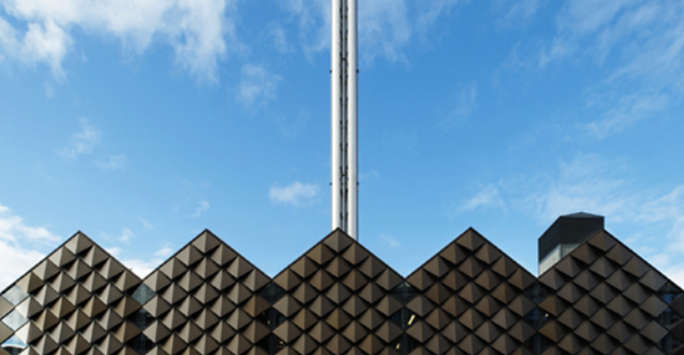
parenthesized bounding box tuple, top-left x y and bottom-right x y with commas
(270, 229, 404, 353)
(542, 230, 684, 354)
(0, 232, 142, 354)
(406, 228, 536, 354)
(140, 230, 270, 354)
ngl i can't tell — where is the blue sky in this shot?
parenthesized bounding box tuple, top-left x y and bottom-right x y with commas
(1, 0, 684, 288)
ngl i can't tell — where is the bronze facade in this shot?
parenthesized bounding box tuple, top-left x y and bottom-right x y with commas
(1, 228, 683, 354)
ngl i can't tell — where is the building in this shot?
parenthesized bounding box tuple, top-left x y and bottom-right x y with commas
(1, 215, 683, 354)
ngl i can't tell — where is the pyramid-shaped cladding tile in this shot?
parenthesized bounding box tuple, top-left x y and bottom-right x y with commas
(359, 284, 385, 306)
(274, 270, 302, 292)
(425, 282, 450, 305)
(177, 271, 202, 292)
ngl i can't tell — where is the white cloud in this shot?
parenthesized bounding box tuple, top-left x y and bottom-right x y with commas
(440, 83, 477, 127)
(584, 93, 669, 139)
(0, 203, 59, 289)
(118, 227, 134, 243)
(120, 244, 175, 277)
(0, 16, 71, 77)
(0, 203, 59, 243)
(461, 184, 505, 211)
(495, 0, 542, 25)
(639, 187, 684, 253)
(557, 0, 636, 36)
(0, 0, 236, 80)
(0, 240, 45, 290)
(538, 37, 575, 68)
(60, 118, 99, 159)
(96, 154, 127, 171)
(280, 0, 329, 55)
(417, 0, 467, 30)
(485, 154, 639, 225)
(269, 182, 319, 206)
(380, 234, 400, 248)
(43, 81, 55, 98)
(358, 0, 411, 63)
(155, 246, 174, 258)
(139, 218, 154, 230)
(458, 153, 684, 286)
(458, 154, 635, 221)
(106, 246, 122, 257)
(192, 200, 210, 218)
(528, 0, 684, 137)
(275, 110, 310, 139)
(105, 243, 171, 278)
(121, 258, 159, 278)
(269, 25, 292, 54)
(662, 264, 684, 289)
(282, 0, 466, 64)
(359, 170, 380, 182)
(237, 64, 282, 107)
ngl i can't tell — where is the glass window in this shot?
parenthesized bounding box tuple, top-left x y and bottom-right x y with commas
(1, 309, 28, 331)
(131, 284, 155, 305)
(2, 335, 27, 355)
(1, 287, 28, 306)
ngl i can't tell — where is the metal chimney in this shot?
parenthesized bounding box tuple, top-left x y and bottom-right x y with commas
(331, 0, 358, 240)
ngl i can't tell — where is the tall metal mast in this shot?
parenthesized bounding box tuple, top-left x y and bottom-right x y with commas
(331, 0, 358, 240)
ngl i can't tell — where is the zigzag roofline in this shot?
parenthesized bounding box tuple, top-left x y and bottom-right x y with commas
(0, 230, 138, 295)
(538, 228, 682, 291)
(5, 226, 682, 291)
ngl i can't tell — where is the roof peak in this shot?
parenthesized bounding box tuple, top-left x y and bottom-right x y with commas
(560, 211, 603, 219)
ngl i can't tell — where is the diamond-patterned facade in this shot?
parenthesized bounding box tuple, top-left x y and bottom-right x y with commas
(405, 229, 538, 354)
(538, 230, 684, 355)
(0, 232, 143, 354)
(1, 227, 683, 355)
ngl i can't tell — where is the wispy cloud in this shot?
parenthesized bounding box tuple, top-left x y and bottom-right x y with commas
(275, 110, 310, 139)
(0, 203, 59, 243)
(237, 64, 282, 107)
(139, 218, 154, 230)
(465, 154, 633, 223)
(106, 246, 122, 257)
(60, 118, 99, 159)
(279, 0, 329, 55)
(269, 182, 319, 206)
(118, 227, 134, 243)
(457, 153, 684, 286)
(269, 25, 292, 54)
(0, 203, 59, 289)
(0, 16, 71, 78)
(155, 246, 174, 258)
(192, 200, 210, 218)
(538, 37, 575, 68)
(417, 0, 468, 30)
(584, 93, 669, 139)
(461, 184, 505, 212)
(0, 0, 237, 80)
(527, 0, 684, 138)
(494, 0, 542, 25)
(440, 83, 478, 127)
(121, 258, 159, 278)
(107, 244, 172, 277)
(360, 170, 381, 183)
(282, 0, 467, 64)
(380, 234, 401, 248)
(0, 240, 45, 290)
(96, 154, 127, 171)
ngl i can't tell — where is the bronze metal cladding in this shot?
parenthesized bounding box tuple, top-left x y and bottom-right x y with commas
(1, 228, 683, 354)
